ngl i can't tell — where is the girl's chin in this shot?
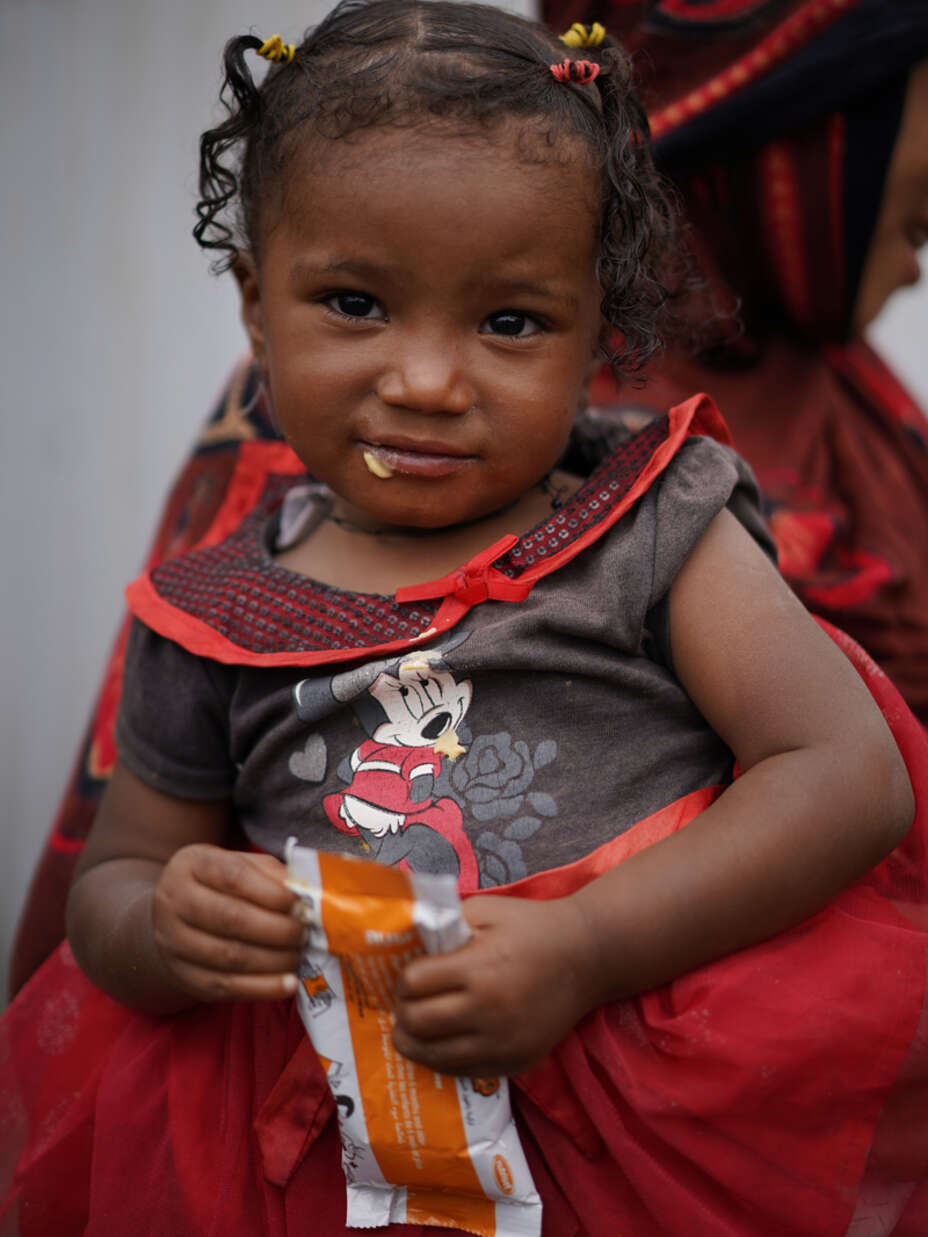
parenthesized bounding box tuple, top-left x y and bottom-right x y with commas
(333, 498, 486, 535)
(346, 487, 517, 532)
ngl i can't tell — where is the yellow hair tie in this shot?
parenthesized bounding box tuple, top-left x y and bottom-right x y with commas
(258, 34, 296, 64)
(558, 22, 606, 48)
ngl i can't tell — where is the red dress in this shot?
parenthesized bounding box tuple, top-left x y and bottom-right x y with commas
(4, 648, 928, 1235)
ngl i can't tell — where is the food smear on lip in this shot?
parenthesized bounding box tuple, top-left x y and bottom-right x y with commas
(363, 449, 394, 479)
(362, 443, 473, 479)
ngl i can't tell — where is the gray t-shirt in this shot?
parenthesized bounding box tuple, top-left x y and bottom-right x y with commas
(116, 434, 773, 891)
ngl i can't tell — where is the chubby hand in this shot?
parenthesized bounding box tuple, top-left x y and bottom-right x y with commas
(391, 893, 596, 1077)
(152, 844, 304, 1003)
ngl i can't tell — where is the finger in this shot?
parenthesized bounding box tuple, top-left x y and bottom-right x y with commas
(158, 919, 304, 977)
(171, 882, 306, 950)
(391, 1023, 499, 1077)
(461, 893, 506, 930)
(247, 852, 299, 897)
(170, 958, 299, 1004)
(394, 990, 476, 1041)
(185, 846, 298, 914)
(395, 953, 468, 1000)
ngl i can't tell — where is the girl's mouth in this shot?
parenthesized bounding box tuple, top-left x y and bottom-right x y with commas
(361, 441, 475, 479)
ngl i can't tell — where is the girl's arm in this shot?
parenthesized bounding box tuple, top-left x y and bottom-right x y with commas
(66, 763, 303, 1014)
(392, 509, 915, 1075)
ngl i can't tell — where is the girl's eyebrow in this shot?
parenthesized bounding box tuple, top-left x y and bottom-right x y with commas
(289, 256, 400, 283)
(289, 258, 580, 310)
(490, 279, 580, 311)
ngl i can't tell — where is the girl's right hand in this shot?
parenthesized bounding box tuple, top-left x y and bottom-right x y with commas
(152, 844, 305, 1003)
(67, 762, 304, 1013)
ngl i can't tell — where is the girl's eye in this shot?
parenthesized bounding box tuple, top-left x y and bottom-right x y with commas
(324, 291, 386, 321)
(482, 311, 543, 338)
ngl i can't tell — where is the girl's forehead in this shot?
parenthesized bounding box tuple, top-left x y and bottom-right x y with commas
(288, 118, 596, 190)
(270, 123, 601, 290)
(275, 122, 601, 243)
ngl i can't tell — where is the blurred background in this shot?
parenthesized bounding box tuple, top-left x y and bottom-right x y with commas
(1, 0, 925, 1001)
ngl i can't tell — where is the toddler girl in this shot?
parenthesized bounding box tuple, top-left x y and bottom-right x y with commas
(4, 2, 928, 1234)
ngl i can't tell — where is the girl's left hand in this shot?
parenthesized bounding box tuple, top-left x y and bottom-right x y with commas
(391, 893, 596, 1076)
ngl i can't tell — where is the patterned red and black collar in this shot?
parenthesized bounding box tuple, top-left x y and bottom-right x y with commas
(125, 394, 729, 668)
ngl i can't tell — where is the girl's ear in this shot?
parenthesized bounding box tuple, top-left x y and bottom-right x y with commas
(234, 253, 266, 366)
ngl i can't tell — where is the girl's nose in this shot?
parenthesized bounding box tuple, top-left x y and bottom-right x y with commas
(376, 336, 475, 415)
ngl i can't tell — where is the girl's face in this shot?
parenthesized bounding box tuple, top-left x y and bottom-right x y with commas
(237, 123, 602, 530)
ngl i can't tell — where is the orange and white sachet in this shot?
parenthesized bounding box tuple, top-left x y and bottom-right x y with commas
(285, 840, 542, 1236)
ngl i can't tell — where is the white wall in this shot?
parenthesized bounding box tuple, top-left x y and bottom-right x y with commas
(1, 0, 925, 1002)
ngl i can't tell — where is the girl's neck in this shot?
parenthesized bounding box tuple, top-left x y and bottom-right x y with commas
(273, 469, 581, 596)
(327, 473, 569, 538)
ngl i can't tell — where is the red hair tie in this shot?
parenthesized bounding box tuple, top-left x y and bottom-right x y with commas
(549, 58, 600, 85)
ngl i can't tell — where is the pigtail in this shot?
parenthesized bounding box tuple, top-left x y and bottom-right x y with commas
(193, 35, 268, 271)
(541, 25, 683, 374)
(592, 37, 684, 375)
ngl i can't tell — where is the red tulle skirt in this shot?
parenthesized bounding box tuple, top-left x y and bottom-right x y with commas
(4, 623, 928, 1237)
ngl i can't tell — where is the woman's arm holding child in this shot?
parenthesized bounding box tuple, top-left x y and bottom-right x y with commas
(66, 768, 303, 1014)
(392, 509, 914, 1076)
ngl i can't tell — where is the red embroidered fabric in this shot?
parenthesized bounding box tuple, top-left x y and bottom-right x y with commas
(147, 471, 442, 657)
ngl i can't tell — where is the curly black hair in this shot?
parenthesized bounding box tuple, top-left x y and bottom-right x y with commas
(194, 0, 686, 374)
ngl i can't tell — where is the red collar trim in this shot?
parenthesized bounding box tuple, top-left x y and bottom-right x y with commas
(125, 394, 730, 667)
